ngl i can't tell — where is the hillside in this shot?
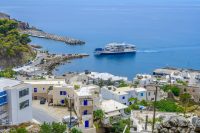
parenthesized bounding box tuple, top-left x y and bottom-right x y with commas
(0, 19, 35, 68)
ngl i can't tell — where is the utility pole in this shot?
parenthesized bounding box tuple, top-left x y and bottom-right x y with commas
(152, 82, 158, 133)
(69, 97, 72, 133)
(145, 115, 148, 130)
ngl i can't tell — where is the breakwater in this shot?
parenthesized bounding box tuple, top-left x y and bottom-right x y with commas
(41, 53, 89, 74)
(21, 29, 85, 45)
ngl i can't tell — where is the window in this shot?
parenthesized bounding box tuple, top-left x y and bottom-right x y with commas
(83, 110, 88, 115)
(122, 96, 125, 99)
(83, 100, 88, 106)
(148, 92, 151, 96)
(60, 91, 67, 95)
(34, 88, 37, 92)
(61, 100, 65, 104)
(140, 93, 144, 97)
(43, 88, 45, 91)
(20, 100, 29, 110)
(19, 88, 29, 98)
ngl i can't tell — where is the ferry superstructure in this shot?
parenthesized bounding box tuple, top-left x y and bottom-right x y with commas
(94, 43, 136, 55)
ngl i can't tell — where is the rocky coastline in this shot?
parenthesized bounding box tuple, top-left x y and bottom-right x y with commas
(21, 29, 85, 45)
(0, 12, 85, 45)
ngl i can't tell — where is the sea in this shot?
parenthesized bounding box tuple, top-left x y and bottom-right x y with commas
(1, 0, 200, 79)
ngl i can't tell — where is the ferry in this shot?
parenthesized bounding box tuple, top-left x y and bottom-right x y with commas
(94, 42, 136, 55)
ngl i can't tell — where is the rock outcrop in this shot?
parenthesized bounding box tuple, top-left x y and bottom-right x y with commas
(154, 116, 200, 133)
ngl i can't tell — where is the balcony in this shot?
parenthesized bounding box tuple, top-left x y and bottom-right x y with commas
(82, 114, 92, 120)
(0, 110, 8, 120)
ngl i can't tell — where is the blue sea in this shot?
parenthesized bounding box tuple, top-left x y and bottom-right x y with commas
(1, 0, 200, 79)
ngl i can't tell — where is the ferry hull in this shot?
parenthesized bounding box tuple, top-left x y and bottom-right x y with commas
(94, 51, 136, 55)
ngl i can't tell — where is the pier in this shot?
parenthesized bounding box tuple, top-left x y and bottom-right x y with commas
(21, 29, 85, 45)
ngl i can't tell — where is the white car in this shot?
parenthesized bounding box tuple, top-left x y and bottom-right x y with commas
(62, 116, 78, 124)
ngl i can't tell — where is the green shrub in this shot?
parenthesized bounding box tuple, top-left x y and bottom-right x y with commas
(155, 99, 183, 112)
(161, 85, 180, 96)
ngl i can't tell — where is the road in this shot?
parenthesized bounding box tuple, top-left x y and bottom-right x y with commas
(32, 107, 59, 123)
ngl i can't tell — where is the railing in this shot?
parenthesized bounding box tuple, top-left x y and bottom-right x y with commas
(0, 91, 7, 97)
(82, 114, 92, 120)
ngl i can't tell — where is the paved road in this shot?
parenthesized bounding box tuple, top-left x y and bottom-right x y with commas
(32, 107, 59, 123)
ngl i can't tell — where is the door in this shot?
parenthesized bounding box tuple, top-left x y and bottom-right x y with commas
(85, 120, 89, 128)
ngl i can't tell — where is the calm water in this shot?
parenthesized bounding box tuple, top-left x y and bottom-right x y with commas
(1, 0, 200, 79)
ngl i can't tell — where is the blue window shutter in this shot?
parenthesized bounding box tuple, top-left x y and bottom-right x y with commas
(84, 100, 88, 106)
(64, 91, 67, 95)
(60, 91, 62, 95)
(83, 110, 87, 115)
(34, 88, 37, 92)
(85, 120, 89, 128)
(61, 100, 64, 104)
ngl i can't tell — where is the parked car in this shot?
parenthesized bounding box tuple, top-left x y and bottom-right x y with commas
(62, 115, 78, 124)
(40, 98, 46, 104)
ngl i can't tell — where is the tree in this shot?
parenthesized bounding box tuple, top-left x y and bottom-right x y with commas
(128, 97, 138, 104)
(74, 84, 80, 90)
(0, 68, 16, 78)
(9, 128, 28, 133)
(161, 85, 180, 96)
(64, 98, 69, 107)
(51, 122, 66, 133)
(111, 119, 130, 133)
(118, 80, 129, 87)
(0, 19, 34, 68)
(20, 34, 31, 45)
(40, 122, 52, 133)
(71, 128, 82, 133)
(39, 122, 66, 133)
(93, 109, 104, 121)
(180, 93, 191, 116)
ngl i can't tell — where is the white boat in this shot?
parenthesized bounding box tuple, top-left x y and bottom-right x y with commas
(94, 42, 136, 55)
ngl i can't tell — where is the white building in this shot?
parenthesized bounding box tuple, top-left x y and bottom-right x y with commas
(101, 86, 147, 105)
(133, 74, 154, 86)
(100, 99, 128, 124)
(0, 78, 32, 125)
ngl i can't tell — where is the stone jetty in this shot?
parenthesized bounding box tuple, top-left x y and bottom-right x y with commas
(38, 53, 89, 74)
(21, 29, 85, 45)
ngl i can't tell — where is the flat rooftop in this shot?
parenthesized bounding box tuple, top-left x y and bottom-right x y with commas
(24, 79, 66, 85)
(87, 72, 128, 81)
(0, 78, 22, 89)
(75, 86, 97, 97)
(100, 99, 128, 113)
(104, 86, 146, 95)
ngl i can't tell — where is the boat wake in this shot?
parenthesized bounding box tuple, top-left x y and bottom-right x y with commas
(137, 50, 160, 53)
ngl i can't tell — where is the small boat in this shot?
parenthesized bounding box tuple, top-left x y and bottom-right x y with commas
(94, 42, 136, 55)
